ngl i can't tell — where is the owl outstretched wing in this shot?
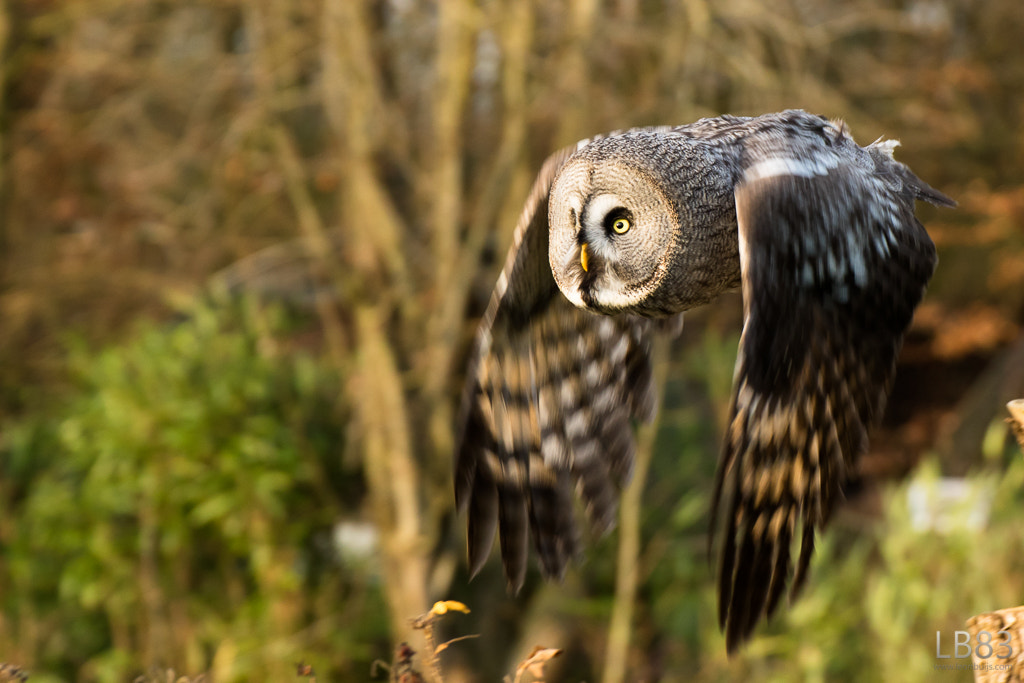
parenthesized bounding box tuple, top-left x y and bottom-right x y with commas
(454, 144, 671, 590)
(711, 145, 954, 651)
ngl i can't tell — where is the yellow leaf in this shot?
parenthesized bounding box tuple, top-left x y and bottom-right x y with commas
(431, 600, 471, 616)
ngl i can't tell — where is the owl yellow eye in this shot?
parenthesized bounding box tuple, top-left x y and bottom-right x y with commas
(612, 217, 631, 234)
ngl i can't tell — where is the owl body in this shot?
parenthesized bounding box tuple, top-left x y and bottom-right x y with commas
(455, 110, 954, 651)
(547, 111, 924, 318)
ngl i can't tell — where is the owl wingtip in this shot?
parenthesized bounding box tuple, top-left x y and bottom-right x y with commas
(467, 550, 488, 581)
(724, 628, 748, 657)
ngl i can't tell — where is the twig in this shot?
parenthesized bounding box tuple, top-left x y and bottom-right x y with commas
(409, 601, 473, 683)
(432, 633, 480, 655)
(602, 336, 670, 683)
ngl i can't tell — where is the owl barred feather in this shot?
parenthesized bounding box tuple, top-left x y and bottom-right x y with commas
(454, 110, 954, 651)
(454, 145, 667, 584)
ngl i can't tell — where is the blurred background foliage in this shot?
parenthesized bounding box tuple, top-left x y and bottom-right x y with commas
(0, 0, 1023, 681)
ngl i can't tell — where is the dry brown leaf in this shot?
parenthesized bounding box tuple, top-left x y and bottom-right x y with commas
(0, 663, 29, 683)
(1008, 399, 1024, 450)
(514, 646, 563, 683)
(967, 605, 1024, 683)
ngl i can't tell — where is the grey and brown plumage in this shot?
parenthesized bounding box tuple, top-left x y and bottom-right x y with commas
(454, 110, 954, 651)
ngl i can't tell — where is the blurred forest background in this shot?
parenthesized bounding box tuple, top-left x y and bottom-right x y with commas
(1, 0, 1023, 681)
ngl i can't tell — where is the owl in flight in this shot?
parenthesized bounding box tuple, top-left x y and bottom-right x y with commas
(454, 110, 954, 651)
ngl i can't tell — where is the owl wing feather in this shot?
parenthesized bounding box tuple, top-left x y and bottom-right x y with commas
(712, 151, 953, 651)
(455, 144, 671, 589)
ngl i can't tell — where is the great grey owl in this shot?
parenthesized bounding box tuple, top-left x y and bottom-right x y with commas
(454, 110, 954, 651)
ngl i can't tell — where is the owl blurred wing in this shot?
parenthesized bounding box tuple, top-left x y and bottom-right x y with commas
(711, 150, 953, 651)
(455, 144, 670, 590)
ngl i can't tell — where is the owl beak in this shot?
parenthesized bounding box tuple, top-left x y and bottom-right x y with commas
(580, 243, 589, 272)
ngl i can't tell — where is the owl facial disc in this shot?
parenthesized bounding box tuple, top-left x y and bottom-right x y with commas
(547, 154, 676, 314)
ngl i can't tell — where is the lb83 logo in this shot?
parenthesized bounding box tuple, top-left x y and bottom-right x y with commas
(936, 631, 1013, 659)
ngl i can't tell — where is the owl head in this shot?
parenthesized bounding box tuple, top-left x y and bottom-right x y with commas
(547, 132, 738, 317)
(547, 135, 678, 315)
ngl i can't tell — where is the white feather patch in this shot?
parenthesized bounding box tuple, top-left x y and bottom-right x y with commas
(744, 155, 838, 182)
(591, 273, 648, 309)
(869, 138, 901, 157)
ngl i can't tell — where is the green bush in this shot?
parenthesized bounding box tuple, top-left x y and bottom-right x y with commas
(0, 301, 389, 682)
